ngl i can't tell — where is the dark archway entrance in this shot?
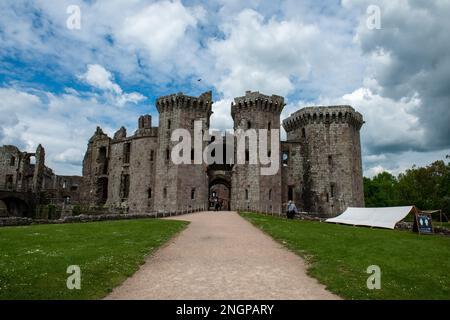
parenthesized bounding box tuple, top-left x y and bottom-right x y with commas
(206, 137, 233, 211)
(207, 162, 232, 211)
(209, 177, 231, 211)
(0, 197, 31, 217)
(0, 200, 7, 217)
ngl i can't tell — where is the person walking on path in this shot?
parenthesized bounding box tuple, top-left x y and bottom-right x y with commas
(286, 200, 298, 219)
(214, 196, 220, 212)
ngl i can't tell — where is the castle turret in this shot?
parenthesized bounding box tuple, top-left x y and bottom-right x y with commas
(154, 91, 213, 213)
(283, 106, 364, 216)
(230, 91, 285, 213)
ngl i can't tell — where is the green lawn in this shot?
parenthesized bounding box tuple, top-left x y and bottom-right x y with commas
(0, 219, 188, 300)
(241, 212, 450, 300)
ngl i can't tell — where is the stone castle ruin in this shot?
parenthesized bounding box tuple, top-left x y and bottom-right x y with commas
(0, 144, 82, 217)
(0, 90, 364, 218)
(81, 90, 365, 216)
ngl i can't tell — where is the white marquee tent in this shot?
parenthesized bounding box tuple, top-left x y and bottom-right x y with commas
(326, 206, 417, 229)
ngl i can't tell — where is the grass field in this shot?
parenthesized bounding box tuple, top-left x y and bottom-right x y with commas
(241, 212, 450, 300)
(0, 219, 188, 300)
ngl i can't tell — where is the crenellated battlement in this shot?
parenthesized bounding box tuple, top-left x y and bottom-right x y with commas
(283, 105, 364, 132)
(231, 91, 285, 119)
(156, 91, 213, 113)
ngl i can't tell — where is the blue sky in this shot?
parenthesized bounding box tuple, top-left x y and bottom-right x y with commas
(1, 0, 449, 176)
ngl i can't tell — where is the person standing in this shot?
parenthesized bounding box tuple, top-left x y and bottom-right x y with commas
(286, 200, 298, 219)
(214, 196, 220, 212)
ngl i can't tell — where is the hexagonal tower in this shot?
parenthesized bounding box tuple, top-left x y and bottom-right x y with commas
(154, 91, 212, 213)
(283, 106, 364, 216)
(230, 91, 285, 213)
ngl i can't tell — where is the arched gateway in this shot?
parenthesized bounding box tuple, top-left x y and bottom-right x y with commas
(207, 163, 232, 211)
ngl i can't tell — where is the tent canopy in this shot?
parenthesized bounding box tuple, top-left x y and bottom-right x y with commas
(326, 206, 417, 229)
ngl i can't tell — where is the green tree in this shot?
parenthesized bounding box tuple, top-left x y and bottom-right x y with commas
(364, 172, 400, 207)
(364, 156, 450, 216)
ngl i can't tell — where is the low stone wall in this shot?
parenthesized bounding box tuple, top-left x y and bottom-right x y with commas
(247, 210, 326, 222)
(0, 210, 201, 227)
(0, 217, 34, 227)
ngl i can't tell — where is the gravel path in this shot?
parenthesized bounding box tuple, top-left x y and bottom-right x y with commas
(106, 211, 339, 300)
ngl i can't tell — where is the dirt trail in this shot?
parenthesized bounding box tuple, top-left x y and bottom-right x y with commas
(106, 211, 339, 300)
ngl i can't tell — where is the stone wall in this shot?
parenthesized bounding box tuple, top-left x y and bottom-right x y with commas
(281, 141, 304, 212)
(230, 91, 284, 213)
(283, 106, 365, 216)
(0, 145, 82, 217)
(107, 119, 158, 214)
(80, 127, 111, 205)
(79, 91, 365, 217)
(154, 92, 212, 213)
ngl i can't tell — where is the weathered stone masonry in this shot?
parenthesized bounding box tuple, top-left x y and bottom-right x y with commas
(0, 145, 82, 217)
(80, 90, 365, 217)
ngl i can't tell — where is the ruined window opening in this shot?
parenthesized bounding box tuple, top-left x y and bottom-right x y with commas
(98, 147, 108, 174)
(10, 156, 16, 166)
(268, 150, 271, 158)
(288, 186, 294, 201)
(326, 193, 329, 203)
(330, 183, 335, 198)
(123, 143, 131, 164)
(150, 150, 154, 162)
(191, 188, 196, 200)
(328, 155, 333, 166)
(191, 148, 195, 161)
(99, 178, 108, 203)
(245, 189, 249, 200)
(63, 181, 67, 189)
(302, 128, 306, 138)
(163, 187, 167, 199)
(5, 175, 13, 189)
(282, 151, 289, 166)
(245, 150, 250, 163)
(70, 186, 78, 192)
(247, 120, 251, 129)
(269, 189, 272, 201)
(121, 174, 130, 199)
(167, 119, 171, 130)
(166, 148, 170, 161)
(148, 188, 152, 199)
(268, 122, 271, 131)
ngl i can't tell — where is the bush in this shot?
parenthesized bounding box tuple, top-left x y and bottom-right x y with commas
(72, 205, 83, 216)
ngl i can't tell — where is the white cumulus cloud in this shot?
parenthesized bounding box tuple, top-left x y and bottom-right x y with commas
(79, 64, 145, 106)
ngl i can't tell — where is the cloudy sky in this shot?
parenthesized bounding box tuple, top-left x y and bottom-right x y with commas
(0, 0, 449, 177)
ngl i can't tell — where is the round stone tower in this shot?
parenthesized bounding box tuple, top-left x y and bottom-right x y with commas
(283, 105, 364, 216)
(230, 91, 285, 213)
